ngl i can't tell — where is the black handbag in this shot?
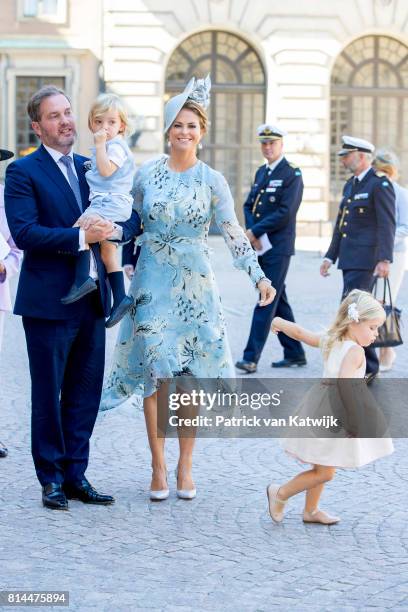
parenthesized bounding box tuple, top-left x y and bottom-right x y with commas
(372, 277, 403, 348)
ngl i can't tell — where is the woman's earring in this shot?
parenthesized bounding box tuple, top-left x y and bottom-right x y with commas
(167, 140, 171, 149)
(198, 142, 203, 150)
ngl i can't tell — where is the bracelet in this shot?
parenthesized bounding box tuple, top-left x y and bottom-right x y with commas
(257, 277, 271, 287)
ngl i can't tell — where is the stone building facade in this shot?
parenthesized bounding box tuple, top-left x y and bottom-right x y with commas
(1, 0, 408, 226)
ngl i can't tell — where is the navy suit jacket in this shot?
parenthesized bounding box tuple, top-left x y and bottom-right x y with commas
(4, 144, 110, 319)
(325, 168, 396, 270)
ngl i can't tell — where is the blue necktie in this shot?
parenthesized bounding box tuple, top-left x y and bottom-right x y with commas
(59, 155, 83, 212)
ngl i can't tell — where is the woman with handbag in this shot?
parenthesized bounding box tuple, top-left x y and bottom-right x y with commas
(372, 150, 408, 371)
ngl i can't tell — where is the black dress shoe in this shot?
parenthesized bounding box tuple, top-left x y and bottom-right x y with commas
(64, 478, 115, 505)
(42, 483, 68, 510)
(235, 359, 257, 373)
(271, 356, 307, 368)
(0, 440, 8, 458)
(105, 295, 134, 328)
(61, 277, 97, 305)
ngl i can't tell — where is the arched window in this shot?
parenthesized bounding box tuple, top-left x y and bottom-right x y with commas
(165, 30, 266, 220)
(330, 35, 408, 216)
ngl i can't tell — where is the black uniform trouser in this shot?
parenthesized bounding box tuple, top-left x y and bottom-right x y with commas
(243, 252, 305, 363)
(342, 268, 378, 375)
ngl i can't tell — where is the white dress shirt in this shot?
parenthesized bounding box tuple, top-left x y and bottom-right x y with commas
(267, 154, 284, 173)
(43, 145, 97, 278)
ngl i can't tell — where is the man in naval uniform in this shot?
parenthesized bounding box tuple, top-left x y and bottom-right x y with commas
(236, 124, 306, 374)
(321, 135, 396, 380)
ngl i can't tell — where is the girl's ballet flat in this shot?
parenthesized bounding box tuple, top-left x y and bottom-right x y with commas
(303, 509, 340, 525)
(266, 483, 287, 523)
(149, 488, 170, 501)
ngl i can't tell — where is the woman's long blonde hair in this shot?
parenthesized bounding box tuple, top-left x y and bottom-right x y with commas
(322, 289, 385, 359)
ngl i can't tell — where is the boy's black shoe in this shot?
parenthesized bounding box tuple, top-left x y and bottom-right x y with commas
(61, 277, 97, 305)
(105, 295, 134, 328)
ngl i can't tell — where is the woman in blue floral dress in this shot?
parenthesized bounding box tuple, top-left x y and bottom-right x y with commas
(101, 76, 275, 500)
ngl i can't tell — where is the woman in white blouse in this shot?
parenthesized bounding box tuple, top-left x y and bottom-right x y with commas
(372, 150, 408, 372)
(0, 149, 23, 457)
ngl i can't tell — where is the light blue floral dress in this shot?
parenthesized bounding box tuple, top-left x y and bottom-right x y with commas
(101, 155, 265, 406)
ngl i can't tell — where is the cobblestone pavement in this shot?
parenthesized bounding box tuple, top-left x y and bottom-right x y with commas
(1, 239, 407, 611)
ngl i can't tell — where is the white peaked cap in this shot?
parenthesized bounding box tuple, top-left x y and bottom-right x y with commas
(257, 123, 287, 140)
(338, 135, 375, 156)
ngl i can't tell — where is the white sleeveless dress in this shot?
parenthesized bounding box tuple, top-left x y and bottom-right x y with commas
(282, 340, 394, 468)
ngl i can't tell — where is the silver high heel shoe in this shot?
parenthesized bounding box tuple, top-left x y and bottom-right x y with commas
(175, 467, 196, 500)
(149, 468, 169, 501)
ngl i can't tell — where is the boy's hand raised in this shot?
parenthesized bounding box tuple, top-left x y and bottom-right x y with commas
(94, 129, 108, 145)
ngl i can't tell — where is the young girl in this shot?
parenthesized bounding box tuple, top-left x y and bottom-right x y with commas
(61, 93, 135, 328)
(267, 289, 394, 525)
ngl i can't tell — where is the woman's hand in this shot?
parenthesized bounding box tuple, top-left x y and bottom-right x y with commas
(257, 279, 276, 307)
(0, 260, 5, 274)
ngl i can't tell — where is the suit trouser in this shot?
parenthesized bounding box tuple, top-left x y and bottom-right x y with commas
(22, 292, 105, 486)
(243, 252, 305, 363)
(342, 269, 378, 375)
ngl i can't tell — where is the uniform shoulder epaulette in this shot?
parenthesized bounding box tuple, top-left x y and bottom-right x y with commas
(374, 170, 391, 186)
(288, 162, 302, 175)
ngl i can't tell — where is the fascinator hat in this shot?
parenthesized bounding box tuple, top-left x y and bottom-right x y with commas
(164, 74, 211, 133)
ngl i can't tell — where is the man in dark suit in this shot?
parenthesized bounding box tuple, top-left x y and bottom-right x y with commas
(321, 135, 396, 378)
(236, 124, 306, 374)
(4, 85, 140, 509)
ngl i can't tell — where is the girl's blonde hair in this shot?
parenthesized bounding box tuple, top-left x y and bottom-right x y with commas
(372, 149, 400, 181)
(88, 93, 132, 137)
(323, 289, 385, 358)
